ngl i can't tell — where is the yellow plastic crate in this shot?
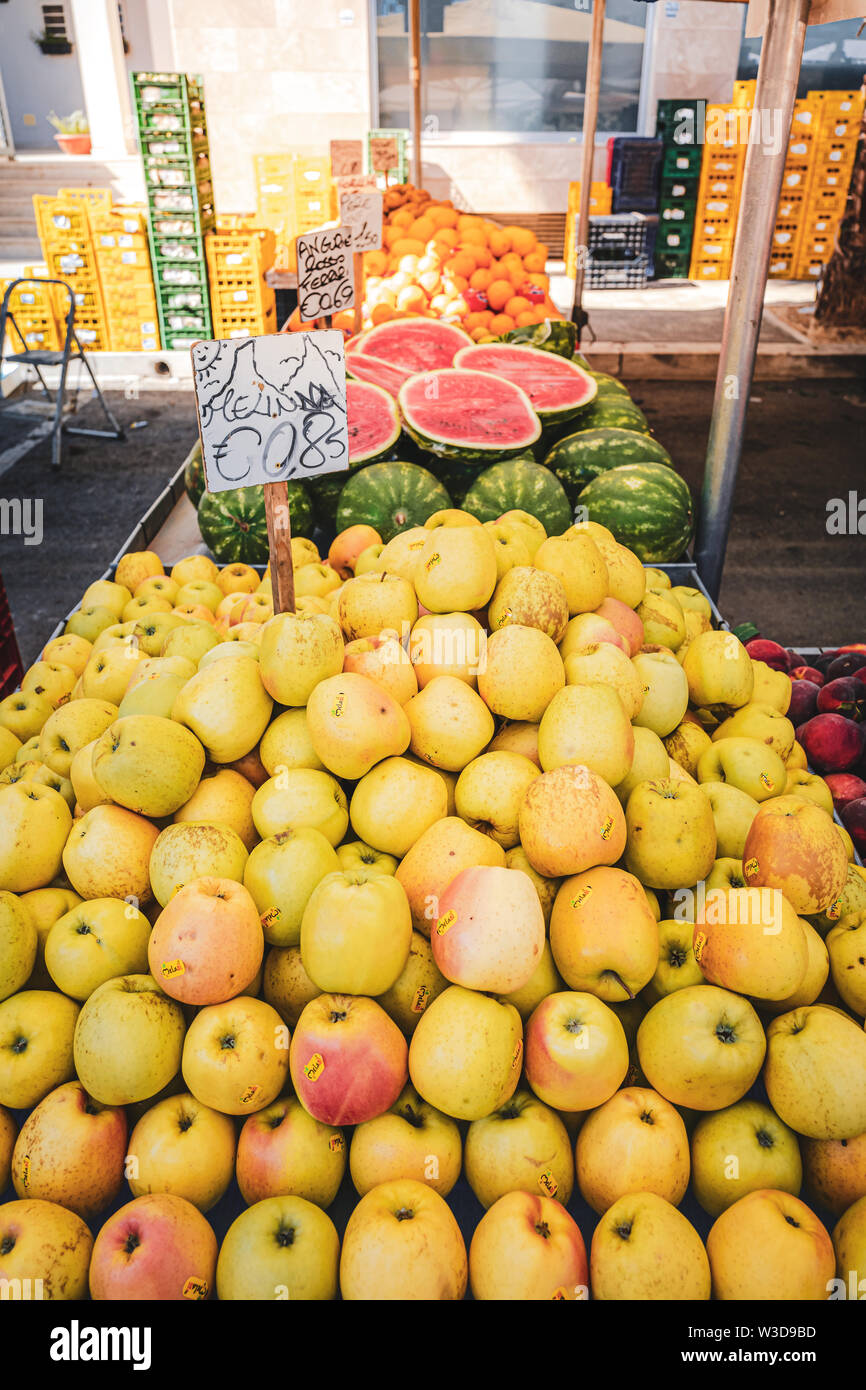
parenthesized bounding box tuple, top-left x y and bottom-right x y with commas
(770, 221, 803, 258)
(767, 251, 796, 279)
(567, 182, 613, 214)
(211, 301, 278, 339)
(732, 79, 755, 108)
(4, 315, 61, 352)
(776, 190, 806, 223)
(691, 259, 730, 280)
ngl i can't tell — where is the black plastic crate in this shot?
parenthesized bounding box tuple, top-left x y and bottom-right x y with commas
(585, 256, 649, 289)
(607, 137, 663, 213)
(587, 213, 649, 262)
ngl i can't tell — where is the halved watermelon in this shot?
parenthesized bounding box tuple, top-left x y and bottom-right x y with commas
(347, 379, 401, 466)
(346, 351, 414, 399)
(399, 368, 541, 462)
(360, 318, 472, 374)
(453, 342, 597, 427)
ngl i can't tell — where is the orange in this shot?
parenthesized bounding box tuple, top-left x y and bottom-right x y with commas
(397, 286, 427, 313)
(383, 225, 402, 248)
(478, 310, 495, 326)
(535, 243, 550, 262)
(445, 273, 469, 295)
(390, 208, 414, 229)
(460, 226, 488, 246)
(470, 246, 492, 268)
(469, 268, 493, 292)
(363, 249, 387, 276)
(524, 271, 550, 293)
(515, 310, 537, 327)
(470, 325, 491, 341)
(433, 227, 459, 248)
(391, 237, 426, 259)
(447, 251, 477, 280)
(486, 279, 514, 312)
(505, 295, 533, 319)
(409, 216, 436, 241)
(462, 312, 487, 331)
(332, 310, 355, 332)
(488, 230, 511, 258)
(457, 214, 484, 233)
(488, 313, 516, 334)
(522, 251, 547, 274)
(506, 226, 537, 257)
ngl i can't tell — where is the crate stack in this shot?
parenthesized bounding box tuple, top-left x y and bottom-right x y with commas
(796, 89, 864, 281)
(0, 273, 62, 353)
(689, 105, 750, 281)
(253, 154, 336, 272)
(654, 100, 703, 279)
(33, 194, 110, 349)
(89, 204, 161, 351)
(564, 181, 613, 280)
(585, 213, 652, 290)
(205, 228, 278, 339)
(132, 71, 215, 350)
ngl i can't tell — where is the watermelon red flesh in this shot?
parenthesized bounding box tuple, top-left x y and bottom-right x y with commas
(360, 318, 473, 373)
(346, 351, 414, 399)
(347, 379, 401, 466)
(453, 342, 597, 424)
(399, 368, 541, 461)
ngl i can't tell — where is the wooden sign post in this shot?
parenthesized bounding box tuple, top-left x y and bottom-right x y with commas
(190, 333, 351, 614)
(338, 186, 384, 337)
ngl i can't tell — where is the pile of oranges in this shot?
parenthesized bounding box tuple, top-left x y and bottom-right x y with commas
(287, 185, 562, 340)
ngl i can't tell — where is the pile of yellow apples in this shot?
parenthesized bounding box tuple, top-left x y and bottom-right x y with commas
(1, 507, 865, 1302)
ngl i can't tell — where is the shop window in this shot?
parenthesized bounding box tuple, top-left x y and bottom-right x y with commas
(375, 0, 649, 136)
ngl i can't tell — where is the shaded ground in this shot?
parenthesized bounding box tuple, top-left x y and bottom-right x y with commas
(0, 378, 864, 668)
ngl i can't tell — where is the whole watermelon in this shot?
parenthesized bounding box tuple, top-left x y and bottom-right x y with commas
(500, 319, 577, 359)
(462, 457, 572, 536)
(336, 461, 450, 543)
(578, 462, 694, 563)
(184, 441, 205, 507)
(309, 472, 345, 528)
(589, 371, 631, 397)
(546, 427, 674, 502)
(426, 458, 486, 506)
(197, 482, 313, 564)
(574, 395, 650, 434)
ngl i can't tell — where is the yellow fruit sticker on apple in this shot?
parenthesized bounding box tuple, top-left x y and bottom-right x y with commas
(304, 1053, 325, 1082)
(161, 958, 186, 978)
(20, 1155, 30, 1189)
(56, 691, 71, 707)
(570, 885, 593, 909)
(599, 817, 614, 841)
(425, 552, 442, 571)
(744, 857, 759, 878)
(182, 1276, 209, 1300)
(511, 1039, 523, 1070)
(331, 692, 345, 718)
(261, 907, 281, 930)
(693, 930, 707, 963)
(411, 984, 431, 1013)
(436, 909, 457, 936)
(760, 771, 773, 790)
(538, 1169, 558, 1198)
(552, 1287, 569, 1301)
(328, 1134, 344, 1153)
(240, 1084, 262, 1105)
(826, 897, 843, 921)
(496, 607, 514, 627)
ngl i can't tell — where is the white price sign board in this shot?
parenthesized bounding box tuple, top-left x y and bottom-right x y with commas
(295, 225, 354, 323)
(339, 189, 383, 253)
(191, 331, 349, 491)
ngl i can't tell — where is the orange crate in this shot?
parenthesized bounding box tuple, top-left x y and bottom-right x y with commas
(784, 133, 814, 166)
(770, 221, 803, 256)
(698, 194, 737, 221)
(703, 152, 744, 180)
(691, 259, 730, 280)
(567, 182, 613, 214)
(810, 160, 855, 193)
(767, 251, 796, 279)
(776, 190, 806, 222)
(794, 255, 826, 280)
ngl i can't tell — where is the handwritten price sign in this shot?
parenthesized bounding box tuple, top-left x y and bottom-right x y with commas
(369, 135, 399, 172)
(339, 189, 383, 253)
(330, 139, 364, 178)
(296, 225, 354, 323)
(190, 331, 350, 492)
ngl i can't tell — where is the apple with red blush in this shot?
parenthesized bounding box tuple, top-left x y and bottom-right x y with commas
(798, 714, 865, 774)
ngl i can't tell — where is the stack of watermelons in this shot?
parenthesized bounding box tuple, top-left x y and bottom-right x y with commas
(187, 317, 693, 564)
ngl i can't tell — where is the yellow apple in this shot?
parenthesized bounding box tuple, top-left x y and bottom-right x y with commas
(148, 821, 248, 906)
(691, 1099, 803, 1217)
(351, 756, 448, 858)
(637, 985, 766, 1110)
(518, 763, 627, 879)
(244, 828, 339, 948)
(338, 572, 418, 641)
(803, 1134, 866, 1217)
(470, 1189, 587, 1300)
(827, 912, 866, 1016)
(22, 661, 77, 710)
(564, 643, 644, 719)
(257, 612, 345, 707)
(62, 803, 160, 902)
(664, 716, 713, 777)
(409, 985, 522, 1121)
(216, 1194, 339, 1300)
(743, 795, 848, 915)
(301, 871, 412, 996)
(349, 1085, 461, 1197)
(174, 767, 257, 850)
(625, 778, 716, 890)
(644, 917, 704, 1003)
(614, 726, 669, 807)
(534, 531, 607, 616)
(343, 635, 418, 706)
(591, 1192, 710, 1300)
(340, 1178, 467, 1299)
(631, 648, 689, 737)
(0, 1197, 92, 1300)
(262, 945, 321, 1028)
(395, 815, 505, 933)
(637, 588, 686, 651)
(90, 714, 205, 817)
(483, 520, 532, 579)
(0, 781, 72, 892)
(236, 1094, 345, 1207)
(524, 990, 627, 1112)
(538, 681, 634, 788)
(764, 1005, 866, 1139)
(376, 931, 449, 1035)
(454, 751, 538, 850)
(713, 701, 796, 760)
(172, 656, 272, 763)
(697, 736, 787, 803)
(82, 578, 132, 619)
(10, 1080, 126, 1221)
(0, 990, 80, 1109)
(182, 996, 289, 1115)
(477, 625, 565, 721)
(251, 768, 348, 847)
(707, 1189, 834, 1300)
(126, 1091, 236, 1212)
(73, 974, 184, 1106)
(259, 708, 324, 774)
(42, 633, 92, 678)
(414, 525, 497, 614)
(550, 866, 658, 1002)
(466, 1088, 573, 1208)
(161, 620, 219, 666)
(577, 1086, 689, 1213)
(44, 897, 151, 999)
(682, 629, 754, 709)
(404, 675, 495, 772)
(0, 891, 37, 1001)
(487, 565, 570, 642)
(305, 672, 410, 779)
(699, 780, 760, 859)
(38, 697, 118, 776)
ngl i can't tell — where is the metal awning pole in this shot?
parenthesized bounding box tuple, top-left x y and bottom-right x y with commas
(695, 0, 811, 599)
(571, 0, 606, 321)
(409, 0, 423, 187)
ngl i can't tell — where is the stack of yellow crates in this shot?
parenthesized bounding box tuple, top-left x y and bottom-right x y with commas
(796, 89, 864, 280)
(205, 227, 277, 338)
(253, 154, 337, 272)
(0, 273, 61, 353)
(564, 182, 614, 279)
(33, 194, 110, 350)
(88, 203, 161, 351)
(689, 105, 749, 280)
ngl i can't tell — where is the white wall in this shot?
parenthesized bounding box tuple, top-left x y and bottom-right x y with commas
(0, 0, 86, 148)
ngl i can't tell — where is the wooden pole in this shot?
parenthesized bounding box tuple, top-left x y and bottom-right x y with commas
(570, 0, 606, 324)
(264, 481, 295, 614)
(353, 250, 364, 334)
(409, 0, 423, 187)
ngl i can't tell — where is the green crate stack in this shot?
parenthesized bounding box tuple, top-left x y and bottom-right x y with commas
(131, 71, 215, 349)
(654, 99, 702, 279)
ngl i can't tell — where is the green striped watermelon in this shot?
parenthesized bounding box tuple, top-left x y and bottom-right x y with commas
(309, 472, 345, 527)
(588, 371, 631, 397)
(545, 427, 674, 502)
(574, 395, 650, 434)
(184, 442, 205, 507)
(500, 319, 577, 359)
(336, 461, 451, 543)
(197, 482, 313, 564)
(577, 462, 694, 563)
(399, 368, 541, 462)
(462, 458, 572, 536)
(454, 343, 597, 428)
